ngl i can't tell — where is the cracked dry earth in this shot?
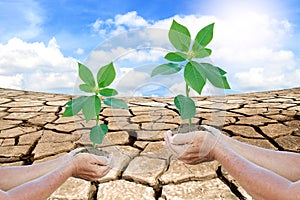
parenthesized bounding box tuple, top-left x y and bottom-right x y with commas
(0, 87, 299, 200)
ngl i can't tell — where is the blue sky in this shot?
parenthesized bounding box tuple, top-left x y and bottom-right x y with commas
(0, 0, 300, 96)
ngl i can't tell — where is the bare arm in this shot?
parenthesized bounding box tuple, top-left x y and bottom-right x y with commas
(220, 133, 300, 181)
(0, 148, 84, 191)
(0, 153, 111, 200)
(0, 160, 73, 200)
(0, 154, 71, 191)
(164, 127, 300, 200)
(213, 142, 300, 200)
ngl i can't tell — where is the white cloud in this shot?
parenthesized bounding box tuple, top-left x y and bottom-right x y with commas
(0, 37, 77, 74)
(152, 15, 217, 39)
(235, 67, 285, 92)
(85, 46, 130, 70)
(89, 11, 299, 95)
(115, 11, 149, 27)
(75, 48, 84, 55)
(1, 8, 298, 95)
(92, 11, 150, 37)
(115, 69, 151, 96)
(120, 48, 166, 63)
(169, 82, 186, 96)
(235, 66, 300, 93)
(0, 37, 77, 93)
(0, 74, 23, 90)
(85, 28, 170, 70)
(208, 12, 297, 92)
(26, 71, 77, 92)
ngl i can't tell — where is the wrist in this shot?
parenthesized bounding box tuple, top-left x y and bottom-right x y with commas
(210, 139, 224, 160)
(69, 155, 81, 178)
(64, 153, 74, 162)
(56, 160, 74, 179)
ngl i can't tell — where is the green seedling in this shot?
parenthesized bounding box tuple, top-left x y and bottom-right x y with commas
(151, 19, 230, 124)
(63, 62, 128, 147)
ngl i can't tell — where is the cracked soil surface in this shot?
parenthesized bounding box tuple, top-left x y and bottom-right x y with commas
(0, 87, 299, 199)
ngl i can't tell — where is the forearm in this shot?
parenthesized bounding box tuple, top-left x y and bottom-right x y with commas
(220, 133, 300, 181)
(0, 154, 71, 191)
(5, 162, 73, 200)
(214, 143, 297, 200)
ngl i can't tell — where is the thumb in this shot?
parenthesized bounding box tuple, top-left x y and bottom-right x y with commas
(164, 130, 181, 157)
(201, 125, 221, 136)
(171, 132, 195, 144)
(107, 154, 114, 168)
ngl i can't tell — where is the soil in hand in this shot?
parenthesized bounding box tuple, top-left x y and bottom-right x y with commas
(77, 147, 110, 158)
(173, 124, 208, 135)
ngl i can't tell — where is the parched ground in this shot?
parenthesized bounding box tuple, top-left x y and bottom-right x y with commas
(0, 87, 299, 200)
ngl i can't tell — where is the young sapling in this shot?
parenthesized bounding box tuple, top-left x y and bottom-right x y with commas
(151, 19, 230, 130)
(63, 62, 128, 148)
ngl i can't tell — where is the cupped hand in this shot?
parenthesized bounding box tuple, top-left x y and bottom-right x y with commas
(70, 153, 112, 181)
(164, 125, 221, 165)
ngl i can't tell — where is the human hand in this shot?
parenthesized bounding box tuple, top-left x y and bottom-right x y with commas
(70, 153, 113, 181)
(164, 125, 221, 165)
(68, 148, 85, 157)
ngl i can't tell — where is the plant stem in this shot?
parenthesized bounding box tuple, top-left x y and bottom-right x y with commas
(185, 83, 192, 126)
(93, 94, 100, 149)
(185, 83, 189, 97)
(96, 115, 99, 125)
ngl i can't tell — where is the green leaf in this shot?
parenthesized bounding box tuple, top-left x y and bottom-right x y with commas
(90, 124, 108, 144)
(151, 63, 182, 77)
(99, 88, 118, 96)
(82, 95, 101, 122)
(103, 98, 128, 109)
(169, 20, 191, 52)
(62, 96, 88, 117)
(97, 62, 116, 88)
(194, 48, 212, 58)
(174, 95, 196, 120)
(78, 63, 95, 87)
(184, 61, 206, 95)
(197, 63, 231, 89)
(217, 67, 227, 75)
(164, 52, 187, 62)
(192, 23, 214, 52)
(79, 84, 96, 93)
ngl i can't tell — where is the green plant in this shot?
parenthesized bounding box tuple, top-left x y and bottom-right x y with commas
(63, 62, 128, 147)
(151, 19, 230, 125)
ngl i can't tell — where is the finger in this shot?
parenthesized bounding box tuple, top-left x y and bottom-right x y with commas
(201, 125, 220, 136)
(102, 165, 111, 175)
(92, 155, 110, 165)
(164, 131, 181, 157)
(171, 133, 194, 144)
(107, 154, 114, 168)
(69, 147, 85, 156)
(180, 154, 204, 165)
(98, 165, 110, 172)
(171, 131, 207, 144)
(179, 147, 199, 159)
(165, 130, 172, 140)
(164, 130, 172, 146)
(93, 165, 110, 179)
(165, 131, 193, 157)
(164, 131, 175, 152)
